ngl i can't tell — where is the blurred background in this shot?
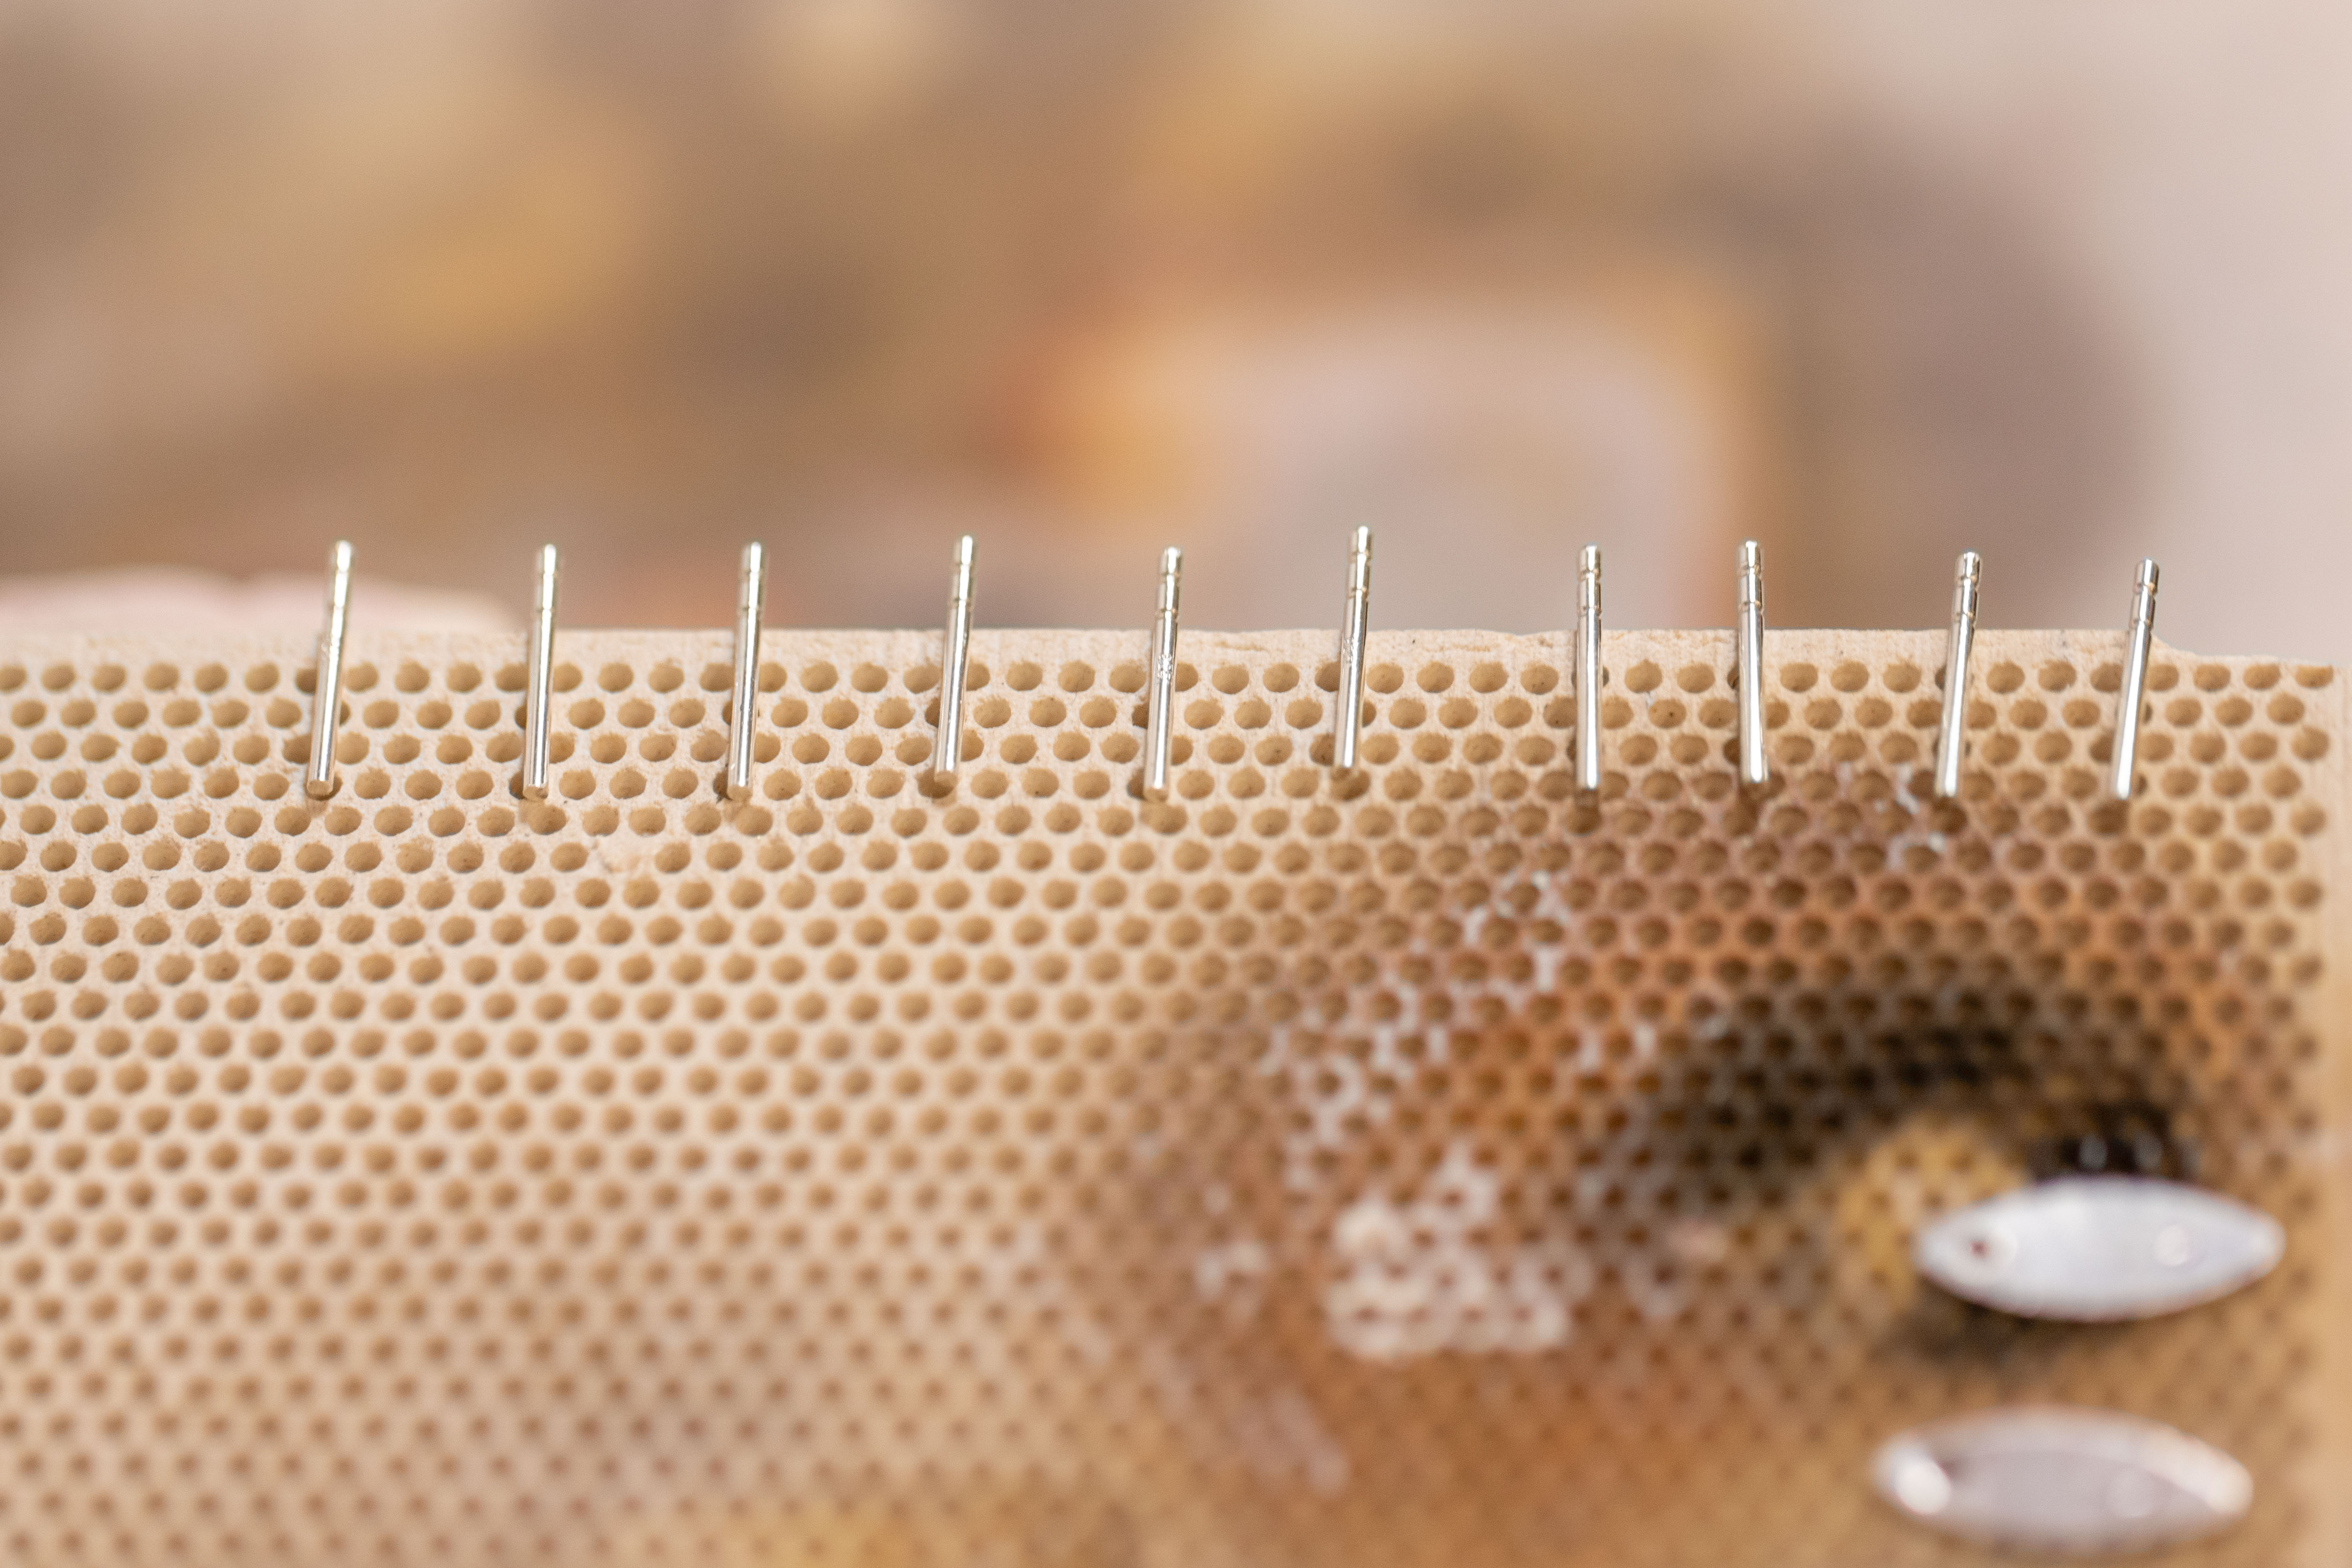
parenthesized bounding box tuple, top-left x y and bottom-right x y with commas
(0, 0, 2347, 655)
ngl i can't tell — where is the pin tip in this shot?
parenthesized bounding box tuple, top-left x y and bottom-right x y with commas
(1739, 539, 1762, 568)
(1581, 544, 1601, 571)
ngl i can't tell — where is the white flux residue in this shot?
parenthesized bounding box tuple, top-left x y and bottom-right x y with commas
(1323, 1141, 1595, 1362)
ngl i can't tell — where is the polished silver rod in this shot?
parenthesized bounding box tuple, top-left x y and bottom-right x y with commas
(2109, 557, 2160, 802)
(1933, 550, 1981, 801)
(725, 542, 766, 801)
(1736, 538, 1768, 788)
(932, 534, 977, 784)
(1332, 526, 1373, 771)
(521, 543, 559, 800)
(1575, 544, 1603, 792)
(304, 540, 354, 800)
(1142, 546, 1183, 800)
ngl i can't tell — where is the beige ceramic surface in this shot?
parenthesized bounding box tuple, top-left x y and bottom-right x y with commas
(0, 626, 2340, 1567)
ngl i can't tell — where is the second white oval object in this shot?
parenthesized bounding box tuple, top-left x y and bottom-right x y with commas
(1873, 1405, 2252, 1555)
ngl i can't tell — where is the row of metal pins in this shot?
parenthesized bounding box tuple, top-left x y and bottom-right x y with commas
(1932, 550, 2157, 803)
(1568, 540, 1773, 795)
(1568, 543, 2159, 802)
(298, 536, 2162, 806)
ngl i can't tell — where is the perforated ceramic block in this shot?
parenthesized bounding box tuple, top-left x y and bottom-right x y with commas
(0, 628, 2344, 1568)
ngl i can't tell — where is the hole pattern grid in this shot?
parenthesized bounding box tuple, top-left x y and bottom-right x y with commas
(0, 627, 2336, 1568)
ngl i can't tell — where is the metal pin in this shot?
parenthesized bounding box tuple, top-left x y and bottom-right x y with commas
(725, 542, 766, 801)
(1332, 526, 1373, 771)
(304, 540, 354, 800)
(1575, 545, 1603, 792)
(1736, 539, 1768, 788)
(1934, 550, 1982, 800)
(931, 535, 976, 784)
(2110, 557, 2159, 802)
(1143, 547, 1183, 800)
(521, 544, 559, 800)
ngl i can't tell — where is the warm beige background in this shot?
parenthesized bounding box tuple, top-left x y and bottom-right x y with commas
(0, 0, 2347, 656)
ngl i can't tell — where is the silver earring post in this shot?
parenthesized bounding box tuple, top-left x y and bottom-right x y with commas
(2109, 557, 2159, 802)
(725, 542, 766, 801)
(521, 544, 559, 801)
(932, 534, 976, 785)
(1575, 545, 1603, 793)
(1332, 526, 1373, 771)
(1736, 539, 1768, 788)
(304, 539, 354, 800)
(1933, 550, 1981, 801)
(1143, 546, 1182, 801)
